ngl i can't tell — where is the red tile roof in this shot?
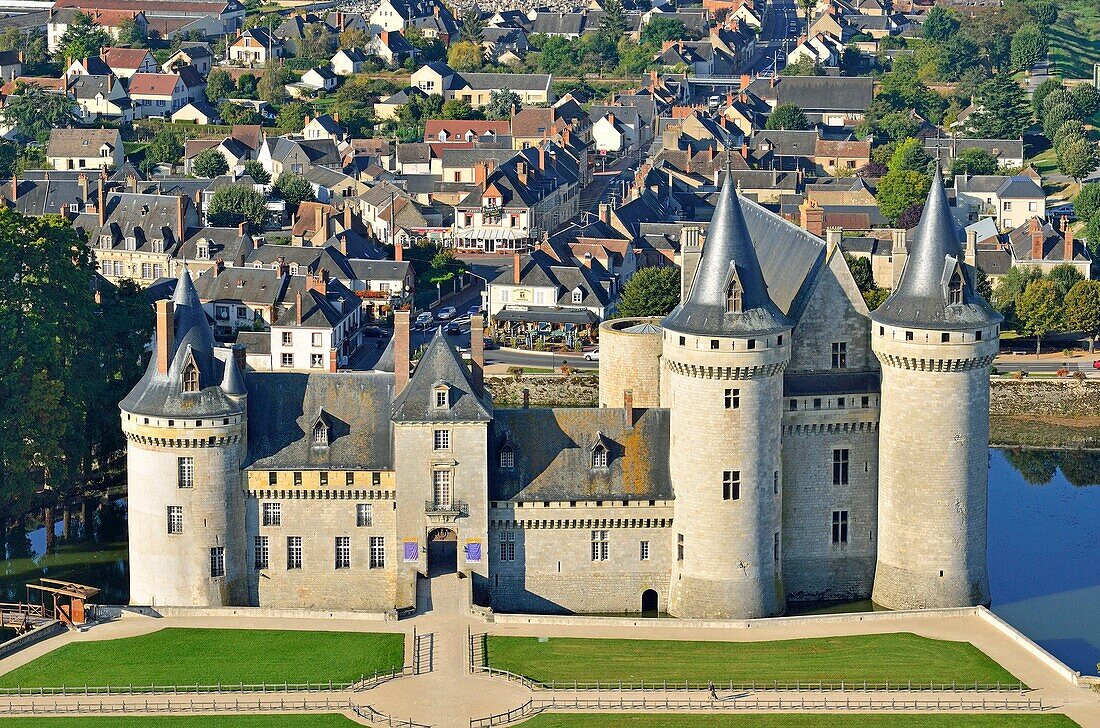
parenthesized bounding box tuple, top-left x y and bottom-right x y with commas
(424, 120, 510, 140)
(128, 72, 181, 96)
(101, 47, 152, 70)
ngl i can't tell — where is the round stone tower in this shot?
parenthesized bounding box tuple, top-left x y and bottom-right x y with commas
(121, 268, 248, 607)
(663, 173, 791, 619)
(598, 317, 663, 408)
(870, 168, 1001, 610)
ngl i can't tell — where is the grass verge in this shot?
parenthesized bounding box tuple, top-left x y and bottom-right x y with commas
(514, 715, 1079, 728)
(485, 633, 1021, 685)
(0, 628, 404, 687)
(1048, 0, 1100, 80)
(0, 717, 359, 727)
(990, 414, 1100, 449)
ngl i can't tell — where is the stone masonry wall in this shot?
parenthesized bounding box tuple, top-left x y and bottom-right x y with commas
(486, 375, 598, 408)
(990, 379, 1100, 418)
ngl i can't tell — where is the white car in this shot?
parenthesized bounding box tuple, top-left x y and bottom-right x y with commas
(415, 312, 433, 328)
(583, 348, 600, 361)
(437, 306, 457, 320)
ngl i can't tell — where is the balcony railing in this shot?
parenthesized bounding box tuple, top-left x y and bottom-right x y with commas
(425, 500, 468, 517)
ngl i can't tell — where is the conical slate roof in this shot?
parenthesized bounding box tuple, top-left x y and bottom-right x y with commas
(663, 171, 789, 336)
(220, 351, 247, 396)
(871, 167, 1001, 331)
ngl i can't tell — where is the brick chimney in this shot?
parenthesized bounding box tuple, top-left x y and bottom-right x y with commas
(214, 257, 225, 274)
(77, 173, 88, 205)
(741, 142, 749, 159)
(97, 177, 106, 226)
(307, 268, 329, 295)
(598, 202, 611, 225)
(9, 174, 16, 201)
(155, 299, 175, 376)
(1063, 216, 1073, 261)
(624, 389, 635, 428)
(176, 196, 185, 240)
(394, 239, 403, 262)
(1030, 216, 1044, 261)
(470, 313, 484, 390)
(513, 252, 521, 285)
(801, 200, 825, 237)
(328, 348, 338, 373)
(295, 289, 303, 326)
(394, 309, 410, 395)
(538, 145, 546, 170)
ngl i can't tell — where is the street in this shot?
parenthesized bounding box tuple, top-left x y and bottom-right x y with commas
(745, 0, 799, 77)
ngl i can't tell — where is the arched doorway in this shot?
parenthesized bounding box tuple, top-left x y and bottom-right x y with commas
(427, 528, 457, 576)
(641, 589, 658, 615)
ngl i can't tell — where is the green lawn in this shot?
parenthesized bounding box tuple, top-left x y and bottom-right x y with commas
(485, 633, 1021, 685)
(0, 717, 359, 727)
(1049, 0, 1100, 79)
(0, 628, 404, 688)
(515, 716, 1079, 728)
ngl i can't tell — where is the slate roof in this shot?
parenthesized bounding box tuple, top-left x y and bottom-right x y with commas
(459, 70, 551, 92)
(784, 371, 879, 397)
(488, 407, 672, 502)
(46, 128, 120, 158)
(391, 329, 492, 424)
(748, 76, 873, 113)
(1007, 217, 1090, 264)
(245, 371, 395, 471)
(871, 168, 1001, 330)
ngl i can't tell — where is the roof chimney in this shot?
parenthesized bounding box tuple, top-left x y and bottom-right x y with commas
(513, 252, 521, 285)
(176, 196, 185, 239)
(394, 309, 410, 395)
(9, 174, 17, 201)
(1063, 216, 1074, 262)
(801, 200, 825, 237)
(470, 313, 484, 390)
(77, 173, 88, 204)
(328, 348, 338, 372)
(295, 289, 303, 326)
(97, 177, 106, 226)
(394, 238, 403, 262)
(965, 228, 977, 267)
(1030, 216, 1043, 261)
(155, 299, 174, 376)
(598, 202, 611, 225)
(624, 389, 635, 428)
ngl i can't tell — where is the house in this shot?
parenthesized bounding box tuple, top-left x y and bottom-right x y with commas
(747, 76, 874, 126)
(787, 33, 844, 66)
(302, 114, 345, 143)
(955, 174, 1046, 232)
(481, 27, 529, 64)
(1005, 216, 1092, 279)
(67, 73, 134, 123)
(408, 3, 457, 43)
(46, 128, 124, 171)
(128, 72, 188, 117)
(368, 30, 417, 68)
(305, 167, 368, 203)
(924, 137, 1025, 170)
(100, 46, 157, 77)
(0, 50, 23, 82)
(424, 120, 510, 145)
(813, 137, 872, 176)
(228, 27, 285, 67)
(258, 136, 343, 178)
(163, 42, 213, 75)
(330, 47, 371, 76)
(592, 111, 632, 154)
(299, 66, 339, 93)
(410, 62, 553, 106)
(269, 271, 363, 370)
(374, 86, 426, 120)
(52, 0, 244, 43)
(183, 125, 265, 174)
(47, 8, 148, 52)
(172, 99, 221, 125)
(370, 0, 438, 33)
(485, 248, 616, 332)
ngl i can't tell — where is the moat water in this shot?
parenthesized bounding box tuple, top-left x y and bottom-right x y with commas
(2, 450, 1097, 674)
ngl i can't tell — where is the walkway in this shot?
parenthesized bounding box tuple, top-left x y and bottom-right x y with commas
(0, 597, 1097, 726)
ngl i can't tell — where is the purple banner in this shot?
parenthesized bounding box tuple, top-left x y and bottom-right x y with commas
(465, 542, 482, 562)
(403, 541, 419, 562)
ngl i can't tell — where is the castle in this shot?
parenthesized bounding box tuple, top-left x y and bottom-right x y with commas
(121, 169, 1001, 618)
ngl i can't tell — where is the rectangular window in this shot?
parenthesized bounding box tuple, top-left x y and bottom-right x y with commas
(268, 472, 278, 486)
(142, 263, 152, 279)
(319, 471, 328, 487)
(287, 536, 303, 569)
(435, 390, 448, 408)
(640, 540, 650, 561)
(433, 429, 450, 450)
(335, 536, 351, 569)
(282, 331, 293, 346)
(774, 532, 780, 561)
(293, 472, 302, 487)
(724, 388, 740, 409)
(590, 530, 609, 561)
(281, 353, 294, 367)
(832, 510, 849, 544)
(254, 535, 269, 569)
(372, 472, 381, 487)
(710, 339, 719, 350)
(831, 342, 847, 369)
(310, 353, 324, 368)
(312, 332, 323, 347)
(813, 398, 822, 410)
(346, 472, 355, 487)
(210, 546, 225, 578)
(262, 502, 281, 526)
(773, 471, 779, 495)
(861, 396, 869, 408)
(832, 449, 850, 486)
(167, 505, 183, 534)
(177, 457, 194, 488)
(500, 530, 516, 561)
(500, 448, 515, 468)
(677, 533, 684, 561)
(432, 470, 452, 508)
(369, 536, 385, 568)
(356, 503, 373, 527)
(905, 330, 914, 341)
(722, 470, 741, 501)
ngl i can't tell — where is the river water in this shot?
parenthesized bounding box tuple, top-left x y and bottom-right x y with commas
(3, 449, 1097, 674)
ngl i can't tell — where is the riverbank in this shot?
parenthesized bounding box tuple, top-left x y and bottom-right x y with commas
(990, 380, 1100, 449)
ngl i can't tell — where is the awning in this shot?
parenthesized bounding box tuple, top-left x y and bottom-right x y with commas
(453, 227, 527, 241)
(494, 307, 599, 325)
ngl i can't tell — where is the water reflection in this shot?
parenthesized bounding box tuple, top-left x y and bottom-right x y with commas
(989, 448, 1100, 675)
(0, 498, 129, 605)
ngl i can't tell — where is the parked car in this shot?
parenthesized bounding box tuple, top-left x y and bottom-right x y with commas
(415, 312, 433, 328)
(467, 305, 482, 318)
(583, 348, 600, 361)
(437, 306, 457, 320)
(361, 325, 385, 338)
(445, 322, 462, 336)
(483, 337, 497, 350)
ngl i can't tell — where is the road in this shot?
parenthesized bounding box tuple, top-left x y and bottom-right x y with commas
(745, 0, 800, 77)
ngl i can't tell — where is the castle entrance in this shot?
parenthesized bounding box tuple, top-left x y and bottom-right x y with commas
(427, 528, 457, 576)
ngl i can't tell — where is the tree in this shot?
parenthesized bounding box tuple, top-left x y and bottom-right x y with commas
(615, 266, 680, 318)
(219, 102, 261, 126)
(1074, 184, 1100, 224)
(447, 40, 483, 71)
(1065, 280, 1100, 352)
(1009, 23, 1047, 71)
(1053, 120, 1087, 156)
(115, 16, 147, 47)
(1016, 278, 1062, 353)
(458, 8, 485, 45)
(237, 73, 258, 97)
(440, 98, 477, 120)
(206, 69, 234, 104)
(1057, 136, 1100, 183)
(876, 170, 931, 226)
(242, 159, 270, 185)
(1047, 263, 1084, 297)
(993, 265, 1042, 326)
(969, 73, 1030, 139)
(1028, 1, 1058, 26)
(1070, 84, 1100, 118)
(257, 61, 288, 106)
(923, 6, 959, 42)
(641, 17, 685, 46)
(56, 11, 110, 63)
(422, 250, 468, 289)
(299, 23, 335, 59)
(277, 101, 309, 132)
(273, 172, 315, 210)
(844, 253, 875, 293)
(538, 35, 576, 75)
(207, 184, 269, 228)
(338, 28, 369, 50)
(599, 0, 628, 42)
(485, 89, 521, 120)
(0, 83, 75, 142)
(950, 148, 999, 177)
(1042, 101, 1080, 141)
(145, 128, 185, 167)
(192, 147, 228, 178)
(765, 103, 808, 130)
(1031, 77, 1063, 118)
(896, 202, 926, 230)
(888, 138, 931, 173)
(405, 27, 445, 64)
(0, 28, 47, 75)
(780, 57, 824, 76)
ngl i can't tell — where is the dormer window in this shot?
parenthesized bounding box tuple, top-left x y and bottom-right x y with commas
(948, 270, 963, 306)
(313, 420, 329, 446)
(571, 287, 583, 304)
(125, 236, 136, 251)
(434, 384, 449, 409)
(197, 240, 210, 260)
(726, 278, 743, 314)
(182, 362, 199, 392)
(151, 239, 164, 253)
(592, 443, 608, 469)
(500, 445, 515, 469)
(100, 234, 112, 249)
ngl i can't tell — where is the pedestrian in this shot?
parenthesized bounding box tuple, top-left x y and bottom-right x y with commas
(708, 681, 717, 701)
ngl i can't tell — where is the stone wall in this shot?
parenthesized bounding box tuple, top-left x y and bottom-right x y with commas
(486, 375, 598, 408)
(990, 379, 1100, 418)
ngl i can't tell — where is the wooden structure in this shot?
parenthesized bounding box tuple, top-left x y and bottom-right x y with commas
(25, 579, 100, 628)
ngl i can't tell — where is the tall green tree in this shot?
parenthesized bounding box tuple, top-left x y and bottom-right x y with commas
(205, 69, 234, 104)
(273, 172, 315, 210)
(0, 28, 48, 74)
(599, 0, 628, 43)
(992, 265, 1042, 327)
(1042, 101, 1080, 141)
(1047, 264, 1084, 297)
(1009, 23, 1047, 71)
(615, 266, 680, 318)
(1031, 77, 1063, 118)
(55, 12, 111, 63)
(765, 103, 808, 130)
(923, 6, 960, 42)
(458, 8, 486, 44)
(242, 159, 271, 185)
(969, 73, 1030, 139)
(1057, 136, 1100, 183)
(888, 138, 931, 173)
(192, 147, 229, 178)
(950, 148, 999, 177)
(0, 83, 75, 142)
(640, 17, 685, 46)
(1016, 278, 1062, 353)
(876, 169, 931, 226)
(1065, 279, 1100, 352)
(485, 89, 521, 120)
(207, 185, 269, 227)
(1074, 183, 1100, 224)
(447, 40, 483, 71)
(144, 128, 185, 167)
